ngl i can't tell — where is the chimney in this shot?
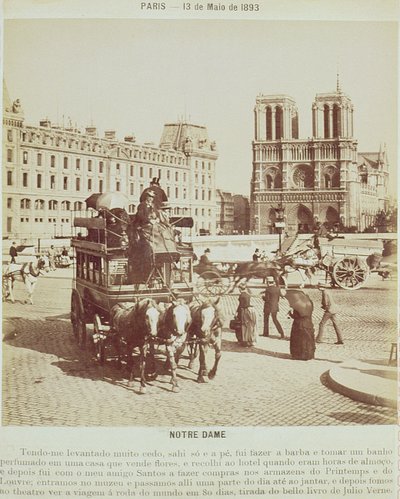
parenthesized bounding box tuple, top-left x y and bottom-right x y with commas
(105, 130, 116, 140)
(124, 134, 136, 143)
(85, 126, 97, 136)
(40, 119, 51, 128)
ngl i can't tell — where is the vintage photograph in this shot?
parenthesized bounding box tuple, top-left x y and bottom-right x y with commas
(2, 17, 397, 428)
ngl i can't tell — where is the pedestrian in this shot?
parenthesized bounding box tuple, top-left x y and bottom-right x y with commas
(59, 246, 71, 267)
(284, 289, 315, 360)
(9, 242, 18, 264)
(315, 284, 344, 344)
(235, 283, 257, 347)
(47, 245, 57, 271)
(261, 276, 285, 339)
(252, 248, 261, 262)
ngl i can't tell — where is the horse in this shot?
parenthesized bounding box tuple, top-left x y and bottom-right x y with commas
(187, 298, 224, 383)
(110, 298, 160, 394)
(2, 255, 50, 304)
(157, 298, 192, 392)
(228, 261, 282, 292)
(275, 252, 318, 288)
(366, 252, 395, 280)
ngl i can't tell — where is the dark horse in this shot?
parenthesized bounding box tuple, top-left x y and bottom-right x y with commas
(187, 299, 224, 383)
(228, 261, 282, 292)
(157, 299, 192, 392)
(110, 298, 160, 394)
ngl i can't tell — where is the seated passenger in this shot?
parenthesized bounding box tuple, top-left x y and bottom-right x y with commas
(140, 178, 168, 211)
(106, 208, 130, 249)
(197, 248, 214, 271)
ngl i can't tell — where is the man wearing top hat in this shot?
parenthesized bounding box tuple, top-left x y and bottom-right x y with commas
(253, 248, 261, 262)
(262, 276, 285, 339)
(140, 177, 168, 211)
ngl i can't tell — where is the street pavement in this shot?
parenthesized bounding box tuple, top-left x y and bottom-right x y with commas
(2, 267, 397, 427)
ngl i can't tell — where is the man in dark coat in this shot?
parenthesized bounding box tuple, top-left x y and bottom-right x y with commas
(199, 248, 211, 267)
(262, 276, 285, 338)
(252, 248, 260, 262)
(315, 285, 344, 344)
(139, 178, 168, 211)
(9, 242, 18, 264)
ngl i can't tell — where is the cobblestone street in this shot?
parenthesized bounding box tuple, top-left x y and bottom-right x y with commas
(2, 268, 397, 427)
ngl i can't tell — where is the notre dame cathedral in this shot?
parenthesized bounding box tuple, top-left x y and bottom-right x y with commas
(250, 80, 390, 235)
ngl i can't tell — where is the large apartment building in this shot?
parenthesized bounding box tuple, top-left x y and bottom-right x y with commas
(3, 83, 218, 242)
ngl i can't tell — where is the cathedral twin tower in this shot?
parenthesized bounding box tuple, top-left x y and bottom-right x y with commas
(254, 85, 353, 142)
(250, 83, 386, 234)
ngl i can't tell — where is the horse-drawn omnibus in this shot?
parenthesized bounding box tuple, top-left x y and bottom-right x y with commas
(70, 197, 195, 361)
(69, 192, 223, 393)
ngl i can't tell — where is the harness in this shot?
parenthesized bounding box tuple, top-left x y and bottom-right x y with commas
(4, 262, 41, 281)
(21, 262, 41, 279)
(189, 305, 221, 345)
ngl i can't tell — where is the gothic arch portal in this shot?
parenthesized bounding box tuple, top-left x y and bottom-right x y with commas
(325, 206, 340, 225)
(285, 204, 314, 234)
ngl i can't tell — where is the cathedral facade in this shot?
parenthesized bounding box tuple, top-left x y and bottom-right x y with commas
(3, 83, 218, 242)
(250, 84, 389, 235)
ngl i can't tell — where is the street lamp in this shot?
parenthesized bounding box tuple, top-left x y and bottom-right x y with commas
(274, 205, 285, 253)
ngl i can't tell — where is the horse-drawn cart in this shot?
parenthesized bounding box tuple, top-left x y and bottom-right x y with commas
(192, 235, 387, 294)
(317, 237, 383, 290)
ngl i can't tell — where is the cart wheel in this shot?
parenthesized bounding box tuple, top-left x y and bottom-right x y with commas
(332, 257, 369, 290)
(93, 313, 106, 364)
(196, 271, 228, 296)
(70, 290, 87, 349)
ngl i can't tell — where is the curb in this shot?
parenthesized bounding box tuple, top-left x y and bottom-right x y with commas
(326, 359, 397, 409)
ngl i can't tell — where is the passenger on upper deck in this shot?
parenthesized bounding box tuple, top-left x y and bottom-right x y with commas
(140, 177, 168, 211)
(135, 190, 159, 230)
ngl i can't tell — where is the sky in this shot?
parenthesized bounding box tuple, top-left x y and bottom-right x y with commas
(3, 19, 398, 196)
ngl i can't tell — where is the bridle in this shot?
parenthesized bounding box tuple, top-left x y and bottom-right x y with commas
(200, 304, 221, 336)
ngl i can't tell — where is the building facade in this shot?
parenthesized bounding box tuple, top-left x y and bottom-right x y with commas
(216, 190, 235, 235)
(233, 194, 250, 234)
(251, 83, 390, 234)
(3, 84, 218, 241)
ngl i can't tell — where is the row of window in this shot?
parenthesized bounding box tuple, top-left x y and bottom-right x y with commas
(16, 198, 84, 211)
(8, 200, 199, 219)
(6, 150, 201, 184)
(195, 189, 213, 201)
(16, 130, 191, 165)
(19, 217, 70, 223)
(6, 171, 201, 201)
(194, 208, 212, 217)
(6, 171, 106, 192)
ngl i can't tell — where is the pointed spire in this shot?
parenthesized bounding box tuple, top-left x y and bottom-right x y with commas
(336, 71, 341, 93)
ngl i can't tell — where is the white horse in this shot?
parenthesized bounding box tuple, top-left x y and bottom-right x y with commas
(3, 256, 50, 304)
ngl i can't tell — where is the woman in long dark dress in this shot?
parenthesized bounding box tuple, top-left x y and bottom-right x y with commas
(284, 289, 315, 360)
(236, 283, 257, 347)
